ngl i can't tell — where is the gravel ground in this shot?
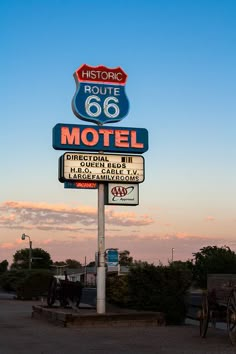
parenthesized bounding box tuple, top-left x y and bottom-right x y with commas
(0, 299, 235, 354)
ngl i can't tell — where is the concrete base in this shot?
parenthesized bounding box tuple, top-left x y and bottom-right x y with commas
(32, 304, 166, 328)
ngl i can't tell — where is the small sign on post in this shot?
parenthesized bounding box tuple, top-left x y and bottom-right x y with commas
(105, 183, 139, 206)
(64, 181, 98, 189)
(106, 249, 119, 267)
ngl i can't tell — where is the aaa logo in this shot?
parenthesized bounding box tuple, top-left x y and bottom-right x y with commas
(111, 186, 134, 200)
(72, 64, 129, 125)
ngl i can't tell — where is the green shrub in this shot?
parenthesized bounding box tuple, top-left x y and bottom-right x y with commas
(106, 263, 192, 325)
(129, 264, 192, 324)
(106, 274, 129, 307)
(0, 270, 27, 292)
(0, 269, 53, 299)
(16, 270, 52, 300)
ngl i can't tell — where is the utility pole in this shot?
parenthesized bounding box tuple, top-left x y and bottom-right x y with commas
(29, 240, 32, 270)
(171, 248, 174, 263)
(84, 256, 87, 287)
(21, 233, 32, 270)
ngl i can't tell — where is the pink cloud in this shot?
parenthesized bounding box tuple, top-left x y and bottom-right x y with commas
(39, 233, 236, 265)
(0, 214, 16, 222)
(1, 230, 236, 267)
(41, 239, 53, 245)
(2, 201, 96, 214)
(175, 232, 193, 239)
(106, 209, 153, 226)
(0, 200, 154, 231)
(0, 242, 15, 249)
(205, 216, 215, 222)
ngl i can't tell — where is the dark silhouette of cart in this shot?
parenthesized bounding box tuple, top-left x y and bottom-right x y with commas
(199, 274, 236, 345)
(47, 271, 83, 310)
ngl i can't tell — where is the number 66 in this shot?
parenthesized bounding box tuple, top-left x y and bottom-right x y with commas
(85, 95, 120, 118)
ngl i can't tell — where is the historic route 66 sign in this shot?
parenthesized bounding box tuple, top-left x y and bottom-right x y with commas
(72, 64, 129, 125)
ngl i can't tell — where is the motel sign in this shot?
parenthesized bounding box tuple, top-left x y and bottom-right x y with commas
(52, 64, 149, 315)
(53, 123, 148, 153)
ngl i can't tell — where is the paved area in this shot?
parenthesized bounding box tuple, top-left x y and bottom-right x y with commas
(0, 299, 235, 354)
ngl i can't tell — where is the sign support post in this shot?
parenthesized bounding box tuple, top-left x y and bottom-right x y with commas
(97, 182, 106, 313)
(97, 116, 106, 315)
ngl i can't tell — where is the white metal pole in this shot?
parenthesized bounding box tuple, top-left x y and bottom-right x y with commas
(97, 182, 106, 313)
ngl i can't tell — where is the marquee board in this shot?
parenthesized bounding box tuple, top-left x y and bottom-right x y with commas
(59, 152, 145, 184)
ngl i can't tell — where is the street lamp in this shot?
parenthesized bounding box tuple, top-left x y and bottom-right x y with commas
(21, 233, 32, 270)
(171, 248, 174, 262)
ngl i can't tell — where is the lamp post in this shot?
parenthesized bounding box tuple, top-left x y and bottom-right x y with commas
(171, 248, 174, 263)
(21, 233, 32, 270)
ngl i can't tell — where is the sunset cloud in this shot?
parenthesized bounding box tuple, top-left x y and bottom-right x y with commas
(105, 209, 153, 226)
(175, 232, 193, 239)
(1, 230, 236, 266)
(1, 201, 233, 266)
(205, 216, 215, 222)
(0, 200, 154, 232)
(0, 242, 15, 250)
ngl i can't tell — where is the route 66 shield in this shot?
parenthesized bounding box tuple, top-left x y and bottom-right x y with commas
(72, 64, 129, 125)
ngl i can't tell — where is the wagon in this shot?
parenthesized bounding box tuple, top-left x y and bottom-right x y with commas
(47, 271, 82, 310)
(199, 274, 236, 344)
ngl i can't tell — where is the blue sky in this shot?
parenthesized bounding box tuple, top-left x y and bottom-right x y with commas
(1, 0, 236, 265)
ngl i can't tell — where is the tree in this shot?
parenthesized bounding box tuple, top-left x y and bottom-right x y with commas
(169, 260, 194, 273)
(11, 248, 53, 270)
(119, 250, 133, 266)
(52, 259, 82, 268)
(193, 245, 236, 288)
(0, 260, 8, 273)
(65, 259, 82, 268)
(53, 261, 66, 267)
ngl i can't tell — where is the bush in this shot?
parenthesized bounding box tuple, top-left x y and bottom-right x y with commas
(0, 269, 53, 299)
(0, 270, 27, 292)
(0, 260, 8, 273)
(16, 270, 52, 299)
(106, 274, 129, 307)
(106, 263, 192, 325)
